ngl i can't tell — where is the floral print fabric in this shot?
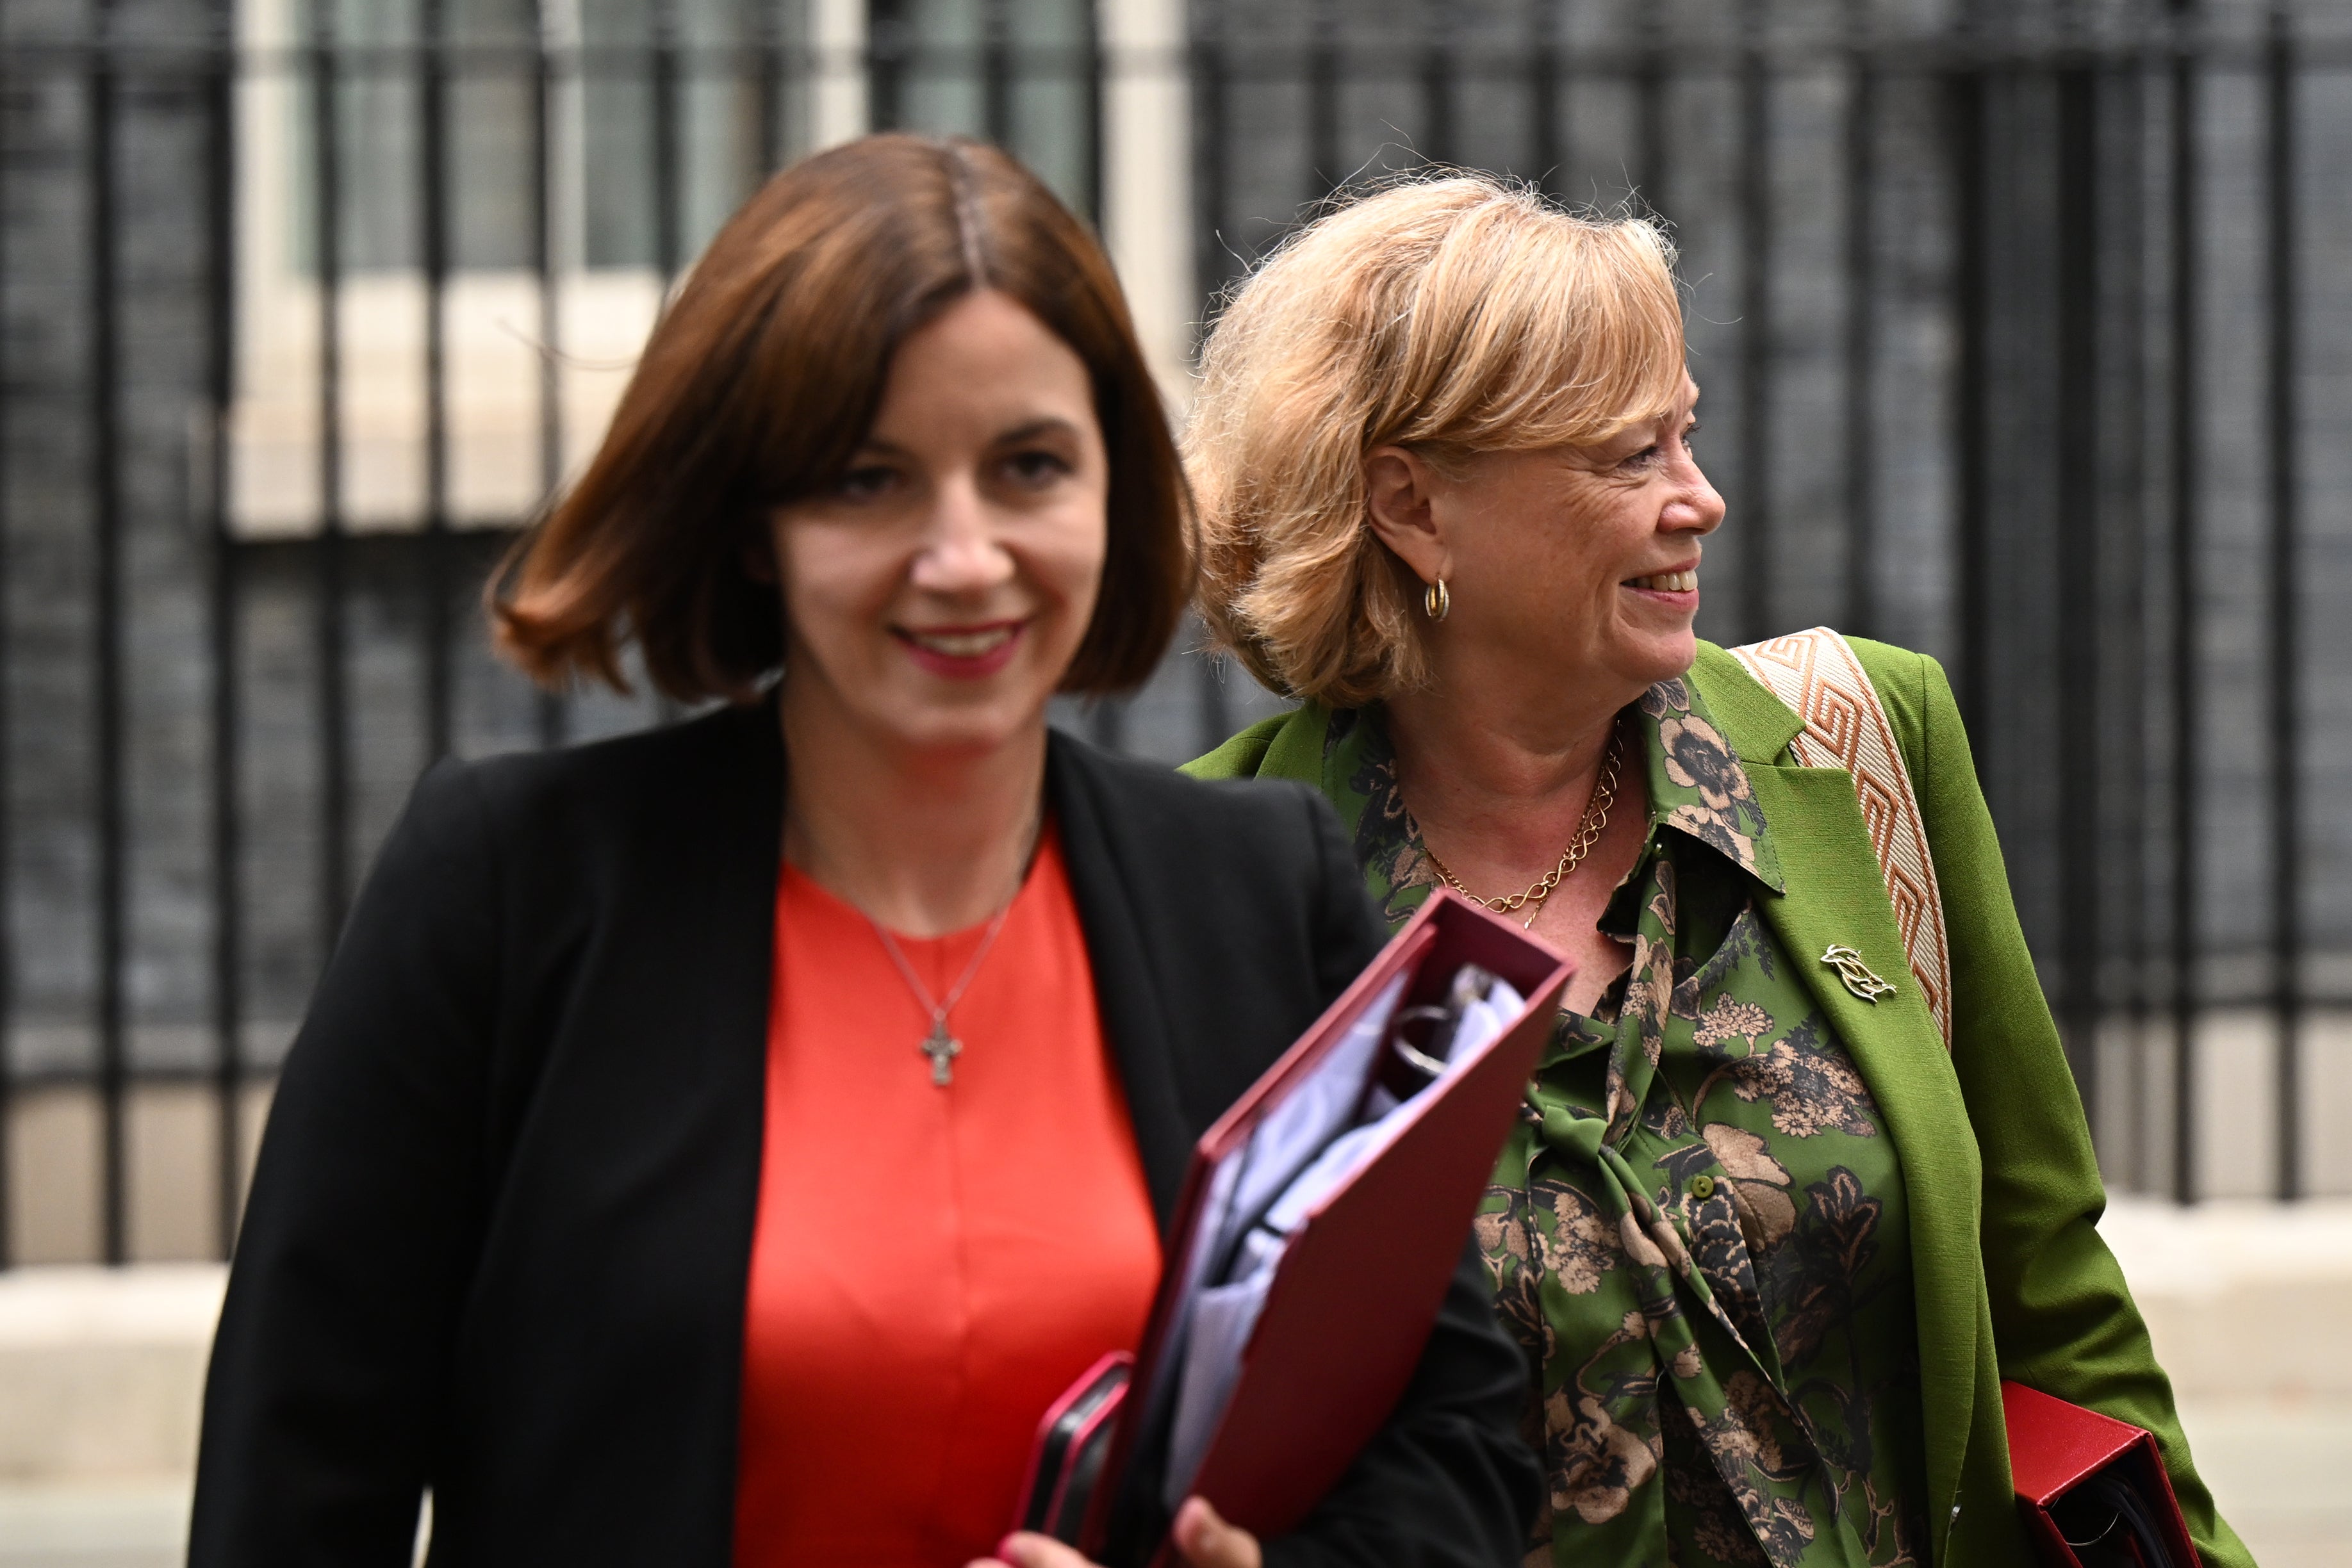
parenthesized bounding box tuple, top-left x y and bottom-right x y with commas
(1320, 679, 1932, 1567)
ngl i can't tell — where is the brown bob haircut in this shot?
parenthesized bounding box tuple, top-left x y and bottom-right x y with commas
(490, 133, 1192, 702)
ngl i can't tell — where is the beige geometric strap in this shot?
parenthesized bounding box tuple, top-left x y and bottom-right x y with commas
(1729, 628, 1953, 1049)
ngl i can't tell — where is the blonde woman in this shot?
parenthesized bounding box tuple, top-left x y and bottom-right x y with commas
(1183, 176, 2247, 1568)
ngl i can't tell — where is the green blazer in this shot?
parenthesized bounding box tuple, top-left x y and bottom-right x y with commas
(1184, 637, 2251, 1568)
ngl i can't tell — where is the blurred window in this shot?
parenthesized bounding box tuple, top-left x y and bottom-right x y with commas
(231, 0, 1100, 538)
(231, 0, 817, 537)
(279, 0, 810, 277)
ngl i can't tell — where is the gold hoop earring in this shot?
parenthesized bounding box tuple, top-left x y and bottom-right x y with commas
(1424, 578, 1451, 621)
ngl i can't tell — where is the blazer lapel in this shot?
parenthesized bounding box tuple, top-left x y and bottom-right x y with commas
(1743, 758, 1984, 1536)
(1045, 733, 1197, 1234)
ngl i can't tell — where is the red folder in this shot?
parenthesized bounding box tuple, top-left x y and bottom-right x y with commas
(2002, 1381, 2196, 1567)
(1056, 890, 1572, 1560)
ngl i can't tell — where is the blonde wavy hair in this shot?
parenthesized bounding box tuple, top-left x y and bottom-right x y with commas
(1187, 175, 1688, 707)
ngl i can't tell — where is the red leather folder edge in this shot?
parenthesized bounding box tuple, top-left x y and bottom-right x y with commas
(1081, 890, 1572, 1556)
(2001, 1380, 2198, 1566)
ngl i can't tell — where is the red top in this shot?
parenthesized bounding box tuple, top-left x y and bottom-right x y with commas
(732, 828, 1162, 1567)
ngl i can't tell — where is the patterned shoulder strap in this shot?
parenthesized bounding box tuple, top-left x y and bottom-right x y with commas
(1727, 628, 1953, 1049)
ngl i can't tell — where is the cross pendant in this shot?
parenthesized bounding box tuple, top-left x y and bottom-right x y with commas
(919, 1020, 963, 1086)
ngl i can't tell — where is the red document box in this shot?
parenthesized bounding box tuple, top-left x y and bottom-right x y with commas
(1025, 890, 1572, 1562)
(2003, 1381, 2197, 1567)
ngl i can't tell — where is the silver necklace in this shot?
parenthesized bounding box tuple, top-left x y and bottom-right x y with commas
(868, 904, 1016, 1088)
(789, 798, 1040, 1086)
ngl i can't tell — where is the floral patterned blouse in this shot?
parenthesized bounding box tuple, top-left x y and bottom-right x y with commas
(1322, 677, 1932, 1567)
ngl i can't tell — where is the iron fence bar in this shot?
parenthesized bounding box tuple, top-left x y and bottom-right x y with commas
(869, 1, 903, 133)
(1635, 12, 1668, 217)
(1184, 10, 1258, 758)
(650, 0, 685, 726)
(311, 2, 354, 951)
(12, 32, 2351, 77)
(88, 3, 129, 1268)
(2057, 58, 2101, 1127)
(1420, 0, 1454, 168)
(1079, 0, 1102, 220)
(2266, 3, 2299, 1202)
(1308, 0, 1338, 198)
(1190, 0, 1229, 309)
(1121, 33, 2352, 75)
(0, 42, 15, 1270)
(652, 0, 682, 281)
(2167, 0, 2200, 1205)
(1526, 0, 1564, 198)
(1081, 0, 1130, 778)
(756, 0, 785, 173)
(532, 12, 567, 753)
(206, 16, 243, 1260)
(422, 0, 454, 765)
(1737, 0, 1770, 642)
(1949, 55, 1990, 746)
(982, 0, 1012, 147)
(2118, 35, 2156, 1193)
(1843, 3, 1876, 637)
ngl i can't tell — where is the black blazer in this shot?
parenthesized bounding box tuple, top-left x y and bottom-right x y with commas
(188, 701, 1538, 1568)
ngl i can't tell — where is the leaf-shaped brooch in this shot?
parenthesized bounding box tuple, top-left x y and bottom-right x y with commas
(1820, 943, 1896, 1004)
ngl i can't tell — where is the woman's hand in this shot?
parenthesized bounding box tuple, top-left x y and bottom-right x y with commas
(967, 1497, 1263, 1568)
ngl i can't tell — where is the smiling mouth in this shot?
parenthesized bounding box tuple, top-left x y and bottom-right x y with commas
(898, 624, 1021, 658)
(1627, 569, 1698, 592)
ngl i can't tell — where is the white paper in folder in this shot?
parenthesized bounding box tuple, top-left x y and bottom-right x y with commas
(1160, 964, 1526, 1505)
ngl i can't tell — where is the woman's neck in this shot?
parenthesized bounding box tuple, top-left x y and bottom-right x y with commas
(1385, 653, 1652, 1005)
(1382, 652, 1642, 865)
(779, 683, 1048, 938)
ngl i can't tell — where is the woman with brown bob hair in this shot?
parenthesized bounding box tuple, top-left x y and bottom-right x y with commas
(188, 137, 1535, 1568)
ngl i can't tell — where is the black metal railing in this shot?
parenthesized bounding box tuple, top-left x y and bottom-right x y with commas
(0, 0, 2345, 1266)
(1185, 1, 2352, 1209)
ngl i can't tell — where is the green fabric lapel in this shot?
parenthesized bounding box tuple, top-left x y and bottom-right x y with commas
(1744, 762, 1983, 1539)
(1262, 699, 1333, 788)
(1704, 639, 1988, 1544)
(1688, 640, 1806, 764)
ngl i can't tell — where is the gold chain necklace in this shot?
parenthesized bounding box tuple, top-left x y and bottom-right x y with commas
(1419, 730, 1625, 929)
